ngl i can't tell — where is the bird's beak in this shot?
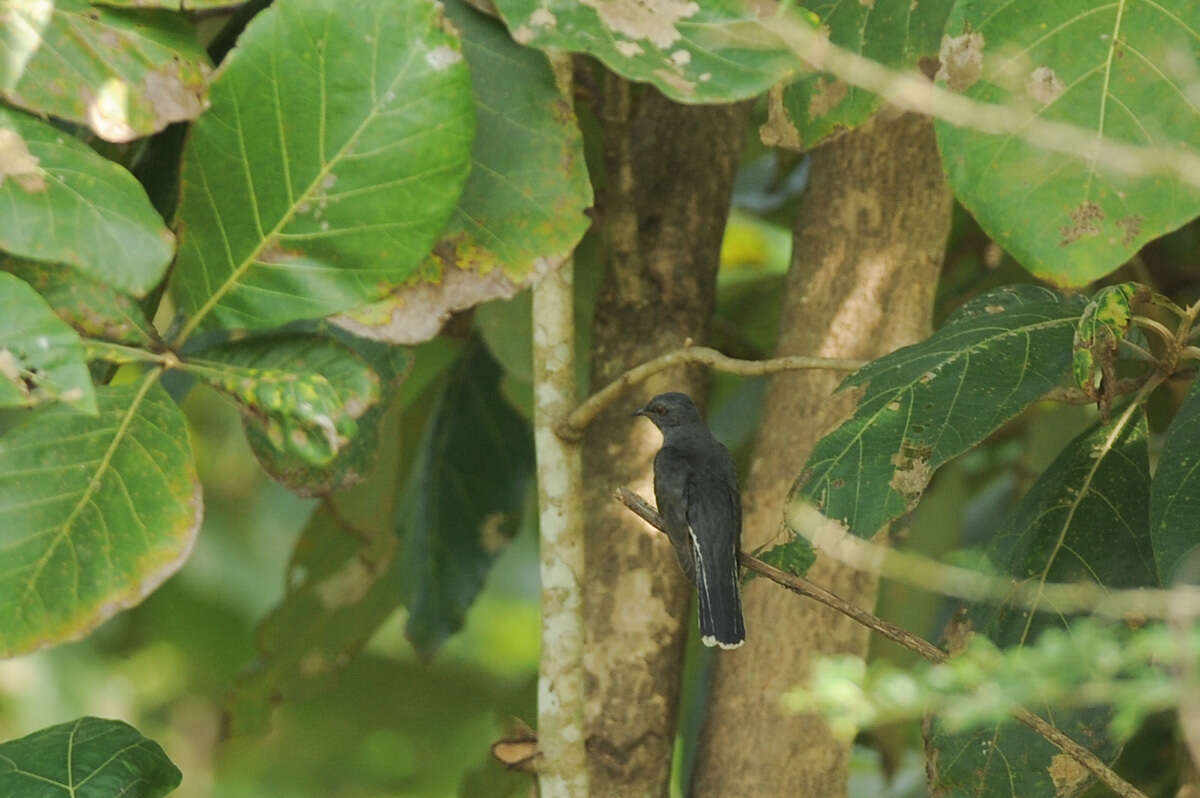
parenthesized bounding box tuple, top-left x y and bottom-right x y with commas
(633, 403, 650, 418)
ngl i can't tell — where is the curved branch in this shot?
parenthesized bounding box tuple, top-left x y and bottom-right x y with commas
(615, 487, 1147, 798)
(558, 347, 864, 441)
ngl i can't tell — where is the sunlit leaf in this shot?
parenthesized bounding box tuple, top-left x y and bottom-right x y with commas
(935, 0, 1200, 285)
(1151, 377, 1200, 585)
(765, 0, 952, 150)
(0, 0, 210, 141)
(399, 339, 534, 656)
(1072, 282, 1145, 392)
(188, 334, 381, 469)
(928, 407, 1155, 798)
(168, 0, 474, 340)
(794, 285, 1085, 537)
(0, 271, 95, 413)
(2, 258, 157, 347)
(0, 717, 180, 797)
(0, 373, 201, 657)
(0, 107, 174, 295)
(493, 0, 808, 103)
(332, 0, 591, 345)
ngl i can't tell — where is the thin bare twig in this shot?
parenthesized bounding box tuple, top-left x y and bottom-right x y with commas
(615, 487, 1148, 798)
(558, 347, 865, 441)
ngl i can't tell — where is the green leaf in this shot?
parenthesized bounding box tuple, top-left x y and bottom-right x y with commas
(0, 271, 96, 413)
(0, 0, 211, 141)
(0, 717, 181, 797)
(0, 107, 175, 296)
(493, 0, 808, 103)
(934, 0, 1200, 286)
(92, 0, 236, 10)
(243, 330, 411, 495)
(767, 0, 953, 150)
(794, 285, 1085, 537)
(399, 339, 534, 656)
(1151, 377, 1200, 585)
(168, 0, 474, 340)
(1072, 282, 1144, 391)
(0, 373, 201, 657)
(746, 535, 815, 583)
(2, 258, 158, 347)
(440, 0, 591, 282)
(331, 0, 592, 345)
(928, 406, 1155, 798)
(188, 334, 382, 469)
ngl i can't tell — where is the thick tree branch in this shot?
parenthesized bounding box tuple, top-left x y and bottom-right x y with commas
(615, 488, 1148, 798)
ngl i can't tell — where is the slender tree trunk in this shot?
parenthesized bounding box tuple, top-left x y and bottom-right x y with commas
(583, 78, 749, 796)
(691, 112, 953, 797)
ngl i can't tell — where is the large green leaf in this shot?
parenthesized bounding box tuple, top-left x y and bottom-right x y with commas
(332, 0, 592, 344)
(0, 373, 201, 656)
(1151, 377, 1200, 585)
(493, 0, 807, 103)
(927, 407, 1155, 797)
(794, 285, 1086, 537)
(0, 717, 180, 797)
(766, 0, 953, 150)
(0, 271, 96, 413)
(0, 0, 210, 141)
(0, 107, 175, 295)
(935, 0, 1200, 286)
(2, 258, 158, 347)
(168, 0, 474, 340)
(398, 339, 534, 656)
(187, 334, 381, 470)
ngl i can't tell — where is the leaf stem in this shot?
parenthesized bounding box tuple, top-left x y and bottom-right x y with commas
(82, 340, 180, 369)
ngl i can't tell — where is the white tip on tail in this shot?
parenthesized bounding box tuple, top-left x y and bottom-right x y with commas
(701, 634, 745, 650)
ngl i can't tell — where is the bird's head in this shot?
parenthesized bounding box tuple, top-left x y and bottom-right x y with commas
(634, 392, 703, 430)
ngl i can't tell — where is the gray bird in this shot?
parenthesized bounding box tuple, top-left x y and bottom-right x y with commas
(635, 392, 745, 649)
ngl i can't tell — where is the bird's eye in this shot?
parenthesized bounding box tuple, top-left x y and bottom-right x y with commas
(652, 404, 666, 415)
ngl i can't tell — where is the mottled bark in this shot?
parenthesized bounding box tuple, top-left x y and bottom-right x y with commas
(583, 80, 748, 796)
(691, 112, 953, 797)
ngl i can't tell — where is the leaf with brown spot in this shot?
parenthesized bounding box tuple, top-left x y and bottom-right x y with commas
(0, 0, 210, 141)
(0, 108, 174, 296)
(793, 285, 1084, 537)
(936, 0, 1200, 285)
(771, 0, 954, 150)
(333, 0, 591, 345)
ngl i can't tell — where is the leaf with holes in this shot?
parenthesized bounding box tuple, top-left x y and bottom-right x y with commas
(188, 334, 381, 469)
(0, 107, 175, 296)
(0, 374, 201, 657)
(3, 258, 158, 347)
(794, 285, 1086, 537)
(167, 0, 474, 340)
(493, 0, 809, 104)
(0, 0, 210, 141)
(0, 716, 180, 797)
(332, 0, 592, 344)
(765, 0, 953, 150)
(240, 328, 410, 495)
(0, 271, 96, 413)
(927, 406, 1155, 798)
(935, 0, 1200, 286)
(398, 339, 534, 656)
(1151, 378, 1200, 585)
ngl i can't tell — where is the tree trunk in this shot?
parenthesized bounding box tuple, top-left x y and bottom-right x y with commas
(583, 79, 748, 796)
(691, 112, 953, 797)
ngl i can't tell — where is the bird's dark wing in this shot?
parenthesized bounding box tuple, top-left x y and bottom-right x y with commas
(686, 445, 745, 648)
(653, 446, 698, 584)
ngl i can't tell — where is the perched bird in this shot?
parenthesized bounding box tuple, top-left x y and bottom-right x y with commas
(635, 392, 745, 649)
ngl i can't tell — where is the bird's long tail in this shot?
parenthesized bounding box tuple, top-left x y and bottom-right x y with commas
(691, 530, 745, 649)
